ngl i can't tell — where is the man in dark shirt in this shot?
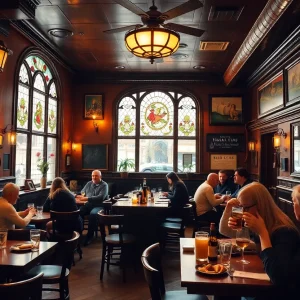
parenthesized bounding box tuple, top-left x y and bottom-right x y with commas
(214, 170, 237, 195)
(231, 167, 252, 198)
(76, 170, 108, 246)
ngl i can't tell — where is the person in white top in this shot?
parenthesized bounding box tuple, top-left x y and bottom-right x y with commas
(194, 173, 226, 227)
(0, 183, 35, 230)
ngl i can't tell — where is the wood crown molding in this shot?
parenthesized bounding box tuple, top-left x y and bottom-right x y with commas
(0, 0, 40, 20)
(223, 0, 293, 87)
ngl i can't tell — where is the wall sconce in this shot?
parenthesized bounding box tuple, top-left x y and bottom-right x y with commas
(273, 128, 287, 151)
(248, 139, 258, 167)
(0, 40, 13, 72)
(72, 142, 77, 151)
(93, 115, 98, 133)
(248, 140, 256, 152)
(0, 124, 17, 147)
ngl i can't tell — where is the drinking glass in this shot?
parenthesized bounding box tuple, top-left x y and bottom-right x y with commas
(30, 229, 41, 252)
(226, 190, 231, 197)
(36, 206, 43, 218)
(27, 203, 34, 209)
(195, 231, 209, 264)
(158, 187, 162, 198)
(231, 206, 243, 230)
(81, 191, 85, 197)
(236, 227, 251, 264)
(219, 240, 233, 268)
(0, 228, 8, 249)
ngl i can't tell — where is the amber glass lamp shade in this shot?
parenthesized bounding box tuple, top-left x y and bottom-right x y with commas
(273, 135, 281, 148)
(0, 40, 12, 72)
(248, 141, 255, 151)
(125, 27, 180, 64)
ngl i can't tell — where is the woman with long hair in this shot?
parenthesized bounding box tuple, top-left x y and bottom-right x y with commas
(163, 172, 189, 217)
(43, 177, 83, 234)
(220, 182, 300, 296)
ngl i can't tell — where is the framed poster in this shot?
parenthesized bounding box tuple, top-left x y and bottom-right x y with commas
(287, 60, 300, 104)
(258, 72, 284, 117)
(82, 144, 108, 170)
(209, 95, 243, 125)
(207, 134, 245, 152)
(84, 94, 104, 120)
(24, 179, 36, 191)
(210, 154, 237, 171)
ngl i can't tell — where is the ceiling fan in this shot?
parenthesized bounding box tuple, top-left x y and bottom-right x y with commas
(104, 0, 204, 63)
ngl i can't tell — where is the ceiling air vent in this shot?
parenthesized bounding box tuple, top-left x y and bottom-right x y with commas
(208, 6, 244, 21)
(199, 41, 229, 51)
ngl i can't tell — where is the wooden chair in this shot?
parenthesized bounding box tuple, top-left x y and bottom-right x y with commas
(50, 210, 83, 263)
(98, 210, 136, 283)
(7, 229, 48, 241)
(27, 231, 80, 300)
(141, 243, 208, 300)
(0, 272, 44, 300)
(189, 199, 210, 237)
(160, 204, 192, 252)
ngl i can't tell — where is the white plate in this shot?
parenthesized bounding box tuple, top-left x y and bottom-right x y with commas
(10, 243, 33, 252)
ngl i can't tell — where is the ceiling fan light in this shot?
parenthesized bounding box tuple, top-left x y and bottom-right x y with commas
(125, 27, 180, 63)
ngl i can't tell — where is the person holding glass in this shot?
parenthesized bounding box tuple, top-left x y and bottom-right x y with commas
(0, 183, 36, 230)
(214, 170, 237, 195)
(43, 177, 83, 234)
(219, 182, 300, 298)
(162, 172, 189, 218)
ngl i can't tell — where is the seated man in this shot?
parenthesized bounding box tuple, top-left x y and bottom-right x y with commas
(0, 183, 35, 229)
(214, 169, 237, 195)
(76, 170, 108, 246)
(231, 167, 252, 198)
(194, 173, 226, 228)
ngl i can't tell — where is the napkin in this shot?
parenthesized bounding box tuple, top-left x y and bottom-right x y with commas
(233, 271, 270, 281)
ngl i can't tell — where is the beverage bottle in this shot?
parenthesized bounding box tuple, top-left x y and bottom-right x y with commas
(208, 222, 218, 262)
(143, 178, 147, 187)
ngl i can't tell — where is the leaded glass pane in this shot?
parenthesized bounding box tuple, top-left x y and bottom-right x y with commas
(178, 140, 196, 172)
(178, 97, 196, 137)
(118, 97, 136, 136)
(139, 139, 174, 171)
(19, 63, 29, 84)
(117, 139, 135, 171)
(17, 85, 29, 129)
(31, 135, 44, 185)
(140, 92, 174, 136)
(49, 82, 57, 98)
(25, 55, 53, 84)
(33, 74, 45, 92)
(48, 98, 57, 134)
(32, 92, 45, 132)
(47, 137, 56, 182)
(15, 133, 27, 187)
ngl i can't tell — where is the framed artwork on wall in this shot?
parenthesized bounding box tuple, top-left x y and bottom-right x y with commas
(82, 144, 108, 170)
(209, 95, 243, 125)
(24, 179, 36, 191)
(207, 134, 245, 152)
(84, 94, 104, 120)
(287, 60, 300, 105)
(210, 154, 237, 171)
(258, 72, 284, 117)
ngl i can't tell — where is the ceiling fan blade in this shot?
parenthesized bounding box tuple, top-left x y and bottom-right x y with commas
(163, 23, 205, 37)
(112, 0, 149, 17)
(160, 0, 203, 21)
(104, 24, 143, 34)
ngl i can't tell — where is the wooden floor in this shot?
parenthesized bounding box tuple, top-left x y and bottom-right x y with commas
(59, 226, 200, 300)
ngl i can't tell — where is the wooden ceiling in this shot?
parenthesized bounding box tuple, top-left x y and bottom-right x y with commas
(1, 0, 300, 85)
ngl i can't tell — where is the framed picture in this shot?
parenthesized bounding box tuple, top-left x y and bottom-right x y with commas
(210, 154, 237, 171)
(287, 60, 300, 104)
(258, 72, 284, 117)
(65, 153, 71, 167)
(84, 94, 104, 120)
(209, 95, 243, 125)
(207, 134, 245, 152)
(24, 179, 36, 191)
(82, 144, 108, 170)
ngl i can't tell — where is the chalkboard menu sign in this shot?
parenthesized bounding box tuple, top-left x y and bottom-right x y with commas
(82, 144, 108, 170)
(207, 134, 245, 152)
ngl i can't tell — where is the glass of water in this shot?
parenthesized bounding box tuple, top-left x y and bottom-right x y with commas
(30, 229, 41, 252)
(36, 206, 43, 218)
(0, 228, 8, 249)
(27, 203, 35, 209)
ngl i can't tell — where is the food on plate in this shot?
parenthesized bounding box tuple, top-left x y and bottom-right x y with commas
(18, 243, 33, 250)
(197, 263, 225, 274)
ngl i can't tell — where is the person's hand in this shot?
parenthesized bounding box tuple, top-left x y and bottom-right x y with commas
(228, 216, 241, 230)
(243, 211, 266, 235)
(24, 208, 30, 215)
(28, 207, 36, 217)
(162, 192, 168, 197)
(225, 198, 239, 208)
(215, 193, 222, 199)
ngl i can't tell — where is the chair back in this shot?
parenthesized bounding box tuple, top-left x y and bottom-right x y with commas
(141, 243, 165, 300)
(0, 272, 44, 300)
(181, 203, 192, 229)
(50, 210, 80, 237)
(102, 198, 113, 214)
(8, 229, 48, 241)
(98, 210, 125, 242)
(189, 198, 197, 220)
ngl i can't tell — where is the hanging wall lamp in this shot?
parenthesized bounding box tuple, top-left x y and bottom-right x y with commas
(273, 128, 287, 151)
(0, 40, 13, 72)
(0, 124, 17, 147)
(248, 139, 258, 167)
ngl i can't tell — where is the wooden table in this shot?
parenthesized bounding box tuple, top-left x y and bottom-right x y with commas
(0, 240, 57, 277)
(180, 238, 275, 300)
(30, 212, 51, 229)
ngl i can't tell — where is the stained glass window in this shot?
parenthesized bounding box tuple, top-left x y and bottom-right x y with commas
(14, 54, 58, 186)
(116, 90, 198, 172)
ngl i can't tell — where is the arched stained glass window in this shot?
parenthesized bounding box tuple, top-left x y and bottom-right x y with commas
(15, 54, 58, 186)
(116, 89, 198, 172)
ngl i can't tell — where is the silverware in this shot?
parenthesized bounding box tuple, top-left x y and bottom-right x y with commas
(227, 268, 235, 278)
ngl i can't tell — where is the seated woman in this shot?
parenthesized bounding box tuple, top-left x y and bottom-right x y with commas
(43, 177, 83, 234)
(162, 172, 189, 218)
(219, 182, 300, 298)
